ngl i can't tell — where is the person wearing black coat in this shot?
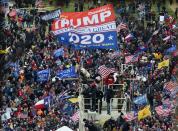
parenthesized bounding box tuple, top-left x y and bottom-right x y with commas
(83, 119, 98, 131)
(105, 86, 114, 114)
(90, 84, 97, 111)
(96, 89, 103, 114)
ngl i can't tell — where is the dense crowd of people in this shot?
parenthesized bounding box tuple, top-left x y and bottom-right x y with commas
(0, 0, 178, 131)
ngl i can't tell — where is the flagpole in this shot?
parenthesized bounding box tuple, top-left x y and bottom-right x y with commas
(78, 50, 86, 131)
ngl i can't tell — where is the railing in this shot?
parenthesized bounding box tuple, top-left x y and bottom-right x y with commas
(79, 84, 131, 130)
(81, 97, 127, 114)
(108, 84, 124, 93)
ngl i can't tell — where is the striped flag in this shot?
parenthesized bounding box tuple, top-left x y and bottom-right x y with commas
(123, 112, 137, 122)
(98, 65, 115, 78)
(117, 23, 128, 32)
(125, 34, 134, 42)
(125, 55, 139, 64)
(155, 105, 172, 116)
(17, 113, 28, 119)
(35, 0, 44, 8)
(164, 81, 178, 93)
(110, 51, 122, 59)
(162, 99, 172, 107)
(162, 98, 175, 109)
(71, 111, 79, 122)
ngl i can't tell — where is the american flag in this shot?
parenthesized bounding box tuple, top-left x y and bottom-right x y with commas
(17, 113, 28, 119)
(110, 51, 122, 59)
(162, 98, 174, 109)
(125, 55, 139, 64)
(71, 111, 79, 122)
(98, 65, 115, 78)
(164, 81, 178, 92)
(35, 0, 44, 8)
(122, 112, 137, 121)
(117, 23, 128, 32)
(155, 105, 172, 116)
(125, 34, 134, 42)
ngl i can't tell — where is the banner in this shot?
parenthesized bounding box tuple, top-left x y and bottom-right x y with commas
(37, 69, 50, 82)
(52, 4, 118, 50)
(41, 9, 61, 21)
(56, 66, 78, 79)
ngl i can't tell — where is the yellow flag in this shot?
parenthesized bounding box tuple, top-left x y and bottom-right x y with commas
(153, 53, 162, 60)
(0, 50, 8, 54)
(158, 59, 169, 69)
(66, 65, 70, 68)
(68, 98, 79, 103)
(138, 105, 151, 121)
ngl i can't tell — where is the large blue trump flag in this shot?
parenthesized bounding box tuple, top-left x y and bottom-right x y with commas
(52, 4, 118, 50)
(56, 66, 78, 79)
(37, 69, 50, 82)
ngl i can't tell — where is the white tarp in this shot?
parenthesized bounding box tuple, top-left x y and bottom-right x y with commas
(56, 126, 73, 131)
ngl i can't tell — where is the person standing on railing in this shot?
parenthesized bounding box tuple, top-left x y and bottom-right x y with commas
(90, 83, 97, 111)
(96, 89, 103, 114)
(105, 86, 114, 115)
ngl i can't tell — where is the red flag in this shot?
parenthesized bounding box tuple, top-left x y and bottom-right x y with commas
(98, 65, 115, 78)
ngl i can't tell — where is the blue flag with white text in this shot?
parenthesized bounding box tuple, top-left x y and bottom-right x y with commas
(56, 66, 78, 79)
(133, 94, 147, 105)
(37, 69, 50, 82)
